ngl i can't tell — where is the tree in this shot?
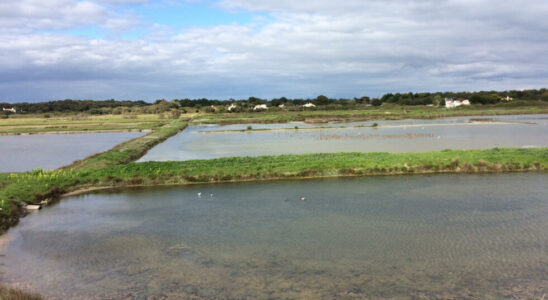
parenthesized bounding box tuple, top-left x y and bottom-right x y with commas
(248, 97, 265, 105)
(313, 95, 330, 106)
(432, 95, 443, 107)
(541, 91, 548, 102)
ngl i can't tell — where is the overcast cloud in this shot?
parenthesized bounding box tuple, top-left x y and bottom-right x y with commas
(1, 0, 547, 101)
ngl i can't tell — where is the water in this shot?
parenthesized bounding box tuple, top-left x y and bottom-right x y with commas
(1, 174, 546, 299)
(139, 114, 548, 161)
(0, 132, 144, 173)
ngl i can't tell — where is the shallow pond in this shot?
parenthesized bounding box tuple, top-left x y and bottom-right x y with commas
(1, 174, 546, 299)
(0, 132, 144, 173)
(139, 114, 548, 161)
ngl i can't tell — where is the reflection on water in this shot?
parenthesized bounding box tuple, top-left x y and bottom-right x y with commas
(139, 114, 548, 161)
(0, 132, 144, 173)
(1, 174, 547, 299)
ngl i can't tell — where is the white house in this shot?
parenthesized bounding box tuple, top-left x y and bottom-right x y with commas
(502, 96, 513, 101)
(445, 98, 470, 109)
(2, 107, 16, 113)
(278, 104, 285, 108)
(227, 104, 237, 111)
(303, 103, 316, 108)
(253, 104, 268, 111)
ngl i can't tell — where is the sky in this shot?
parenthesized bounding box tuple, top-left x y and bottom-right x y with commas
(1, 0, 547, 102)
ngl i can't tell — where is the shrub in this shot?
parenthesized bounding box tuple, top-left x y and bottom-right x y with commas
(170, 110, 181, 119)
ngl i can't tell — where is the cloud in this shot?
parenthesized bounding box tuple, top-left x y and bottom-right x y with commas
(1, 0, 547, 101)
(0, 0, 140, 32)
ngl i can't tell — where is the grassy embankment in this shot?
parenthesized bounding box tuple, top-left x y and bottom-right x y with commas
(193, 103, 548, 124)
(0, 114, 171, 135)
(1, 148, 546, 229)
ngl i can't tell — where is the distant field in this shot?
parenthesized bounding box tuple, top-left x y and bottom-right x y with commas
(0, 114, 172, 134)
(1, 104, 546, 134)
(192, 104, 548, 124)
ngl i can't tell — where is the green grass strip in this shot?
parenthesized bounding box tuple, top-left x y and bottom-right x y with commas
(1, 148, 546, 231)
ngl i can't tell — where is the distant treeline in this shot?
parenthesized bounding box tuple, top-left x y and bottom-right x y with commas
(2, 88, 547, 114)
(164, 88, 548, 108)
(0, 99, 149, 114)
(380, 88, 548, 105)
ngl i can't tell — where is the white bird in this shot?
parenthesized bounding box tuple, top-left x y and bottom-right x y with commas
(197, 192, 201, 197)
(210, 194, 214, 197)
(300, 197, 306, 201)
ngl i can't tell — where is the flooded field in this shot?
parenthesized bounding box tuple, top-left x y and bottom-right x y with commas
(0, 132, 144, 173)
(1, 173, 546, 299)
(139, 114, 548, 161)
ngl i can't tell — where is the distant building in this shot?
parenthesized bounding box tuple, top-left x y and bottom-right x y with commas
(278, 104, 285, 108)
(253, 104, 268, 111)
(2, 107, 16, 113)
(502, 96, 513, 101)
(445, 98, 470, 109)
(227, 104, 237, 111)
(303, 103, 316, 108)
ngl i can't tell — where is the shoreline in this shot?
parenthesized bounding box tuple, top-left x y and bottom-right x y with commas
(59, 168, 546, 199)
(5, 150, 543, 237)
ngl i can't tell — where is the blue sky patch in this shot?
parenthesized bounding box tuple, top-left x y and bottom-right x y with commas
(134, 1, 268, 27)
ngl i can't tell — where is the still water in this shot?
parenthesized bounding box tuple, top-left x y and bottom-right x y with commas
(139, 114, 548, 161)
(0, 132, 144, 173)
(1, 174, 546, 299)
